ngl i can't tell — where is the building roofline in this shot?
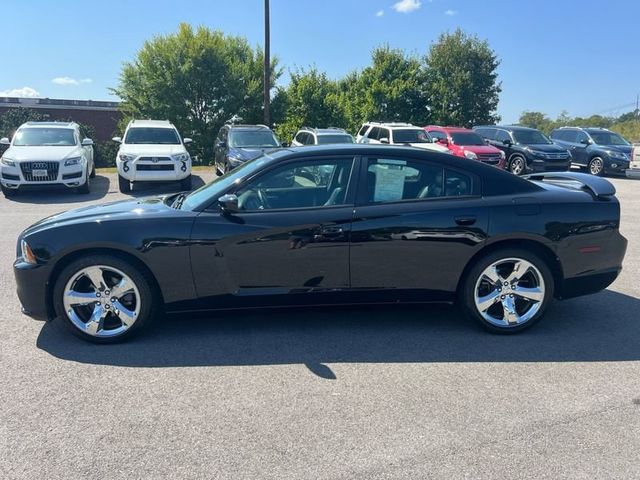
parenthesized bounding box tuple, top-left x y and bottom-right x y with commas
(0, 96, 120, 112)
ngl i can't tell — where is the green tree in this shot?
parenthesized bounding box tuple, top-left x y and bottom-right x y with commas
(112, 23, 281, 163)
(518, 111, 553, 133)
(424, 29, 501, 127)
(0, 108, 49, 138)
(274, 67, 347, 142)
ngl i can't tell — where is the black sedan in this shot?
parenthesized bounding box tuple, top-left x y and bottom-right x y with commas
(14, 145, 627, 342)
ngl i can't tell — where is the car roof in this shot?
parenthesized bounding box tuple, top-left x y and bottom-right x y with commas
(426, 125, 475, 133)
(21, 121, 76, 129)
(226, 124, 272, 131)
(128, 119, 175, 129)
(475, 125, 540, 133)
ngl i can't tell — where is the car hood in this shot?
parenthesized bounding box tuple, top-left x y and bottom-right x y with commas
(525, 144, 568, 153)
(119, 144, 187, 156)
(229, 146, 280, 162)
(22, 196, 174, 236)
(3, 145, 84, 161)
(460, 145, 501, 154)
(600, 144, 632, 155)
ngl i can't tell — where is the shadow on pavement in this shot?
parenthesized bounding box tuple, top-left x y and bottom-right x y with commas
(5, 175, 111, 204)
(128, 175, 206, 197)
(36, 289, 640, 378)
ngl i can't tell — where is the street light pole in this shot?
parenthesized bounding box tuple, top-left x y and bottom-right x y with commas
(263, 0, 270, 126)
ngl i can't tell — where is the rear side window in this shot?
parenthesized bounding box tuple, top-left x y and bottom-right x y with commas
(365, 157, 475, 204)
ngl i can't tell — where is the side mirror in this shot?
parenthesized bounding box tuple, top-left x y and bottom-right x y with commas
(183, 138, 193, 144)
(81, 138, 93, 146)
(112, 136, 122, 143)
(503, 139, 512, 146)
(580, 138, 591, 146)
(218, 193, 239, 213)
(0, 137, 10, 145)
(281, 142, 290, 148)
(437, 138, 449, 145)
(379, 137, 390, 144)
(484, 139, 490, 145)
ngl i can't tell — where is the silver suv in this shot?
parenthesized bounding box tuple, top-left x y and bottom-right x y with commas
(291, 127, 354, 146)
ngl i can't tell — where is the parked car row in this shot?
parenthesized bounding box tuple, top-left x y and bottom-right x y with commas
(2, 118, 639, 199)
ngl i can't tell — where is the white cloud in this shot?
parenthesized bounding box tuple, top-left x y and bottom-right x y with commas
(0, 86, 40, 97)
(52, 76, 92, 86)
(376, 9, 384, 16)
(444, 9, 458, 15)
(393, 0, 421, 13)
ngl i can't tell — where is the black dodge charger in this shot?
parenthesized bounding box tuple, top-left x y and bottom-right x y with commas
(14, 145, 627, 343)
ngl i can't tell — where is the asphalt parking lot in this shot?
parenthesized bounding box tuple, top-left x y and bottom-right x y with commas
(1, 172, 639, 479)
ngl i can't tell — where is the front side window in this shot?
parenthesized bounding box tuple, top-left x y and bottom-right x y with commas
(368, 127, 381, 139)
(234, 158, 354, 210)
(366, 158, 474, 203)
(575, 131, 589, 144)
(495, 130, 512, 143)
(229, 130, 279, 148)
(588, 131, 629, 146)
(428, 130, 447, 141)
(357, 125, 370, 137)
(13, 128, 77, 146)
(124, 128, 180, 145)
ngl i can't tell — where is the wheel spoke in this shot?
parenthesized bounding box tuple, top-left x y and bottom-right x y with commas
(112, 300, 137, 327)
(65, 290, 97, 306)
(482, 265, 502, 284)
(84, 267, 106, 291)
(476, 290, 501, 312)
(505, 260, 534, 284)
(501, 296, 520, 325)
(110, 277, 134, 299)
(514, 286, 544, 303)
(85, 305, 106, 335)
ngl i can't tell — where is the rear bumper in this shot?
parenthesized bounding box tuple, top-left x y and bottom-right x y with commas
(557, 267, 621, 300)
(14, 259, 51, 321)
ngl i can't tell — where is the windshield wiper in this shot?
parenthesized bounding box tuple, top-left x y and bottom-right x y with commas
(171, 192, 187, 209)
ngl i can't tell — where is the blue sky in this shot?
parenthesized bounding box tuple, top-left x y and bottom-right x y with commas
(3, 0, 639, 123)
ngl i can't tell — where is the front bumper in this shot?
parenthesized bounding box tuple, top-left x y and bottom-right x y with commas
(1, 161, 86, 190)
(14, 258, 51, 321)
(528, 159, 571, 173)
(118, 157, 191, 182)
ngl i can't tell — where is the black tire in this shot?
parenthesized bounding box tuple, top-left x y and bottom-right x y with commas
(1, 184, 17, 198)
(118, 174, 131, 193)
(508, 155, 526, 175)
(74, 169, 91, 194)
(460, 248, 554, 334)
(180, 175, 192, 191)
(52, 254, 158, 343)
(90, 162, 96, 178)
(588, 156, 605, 176)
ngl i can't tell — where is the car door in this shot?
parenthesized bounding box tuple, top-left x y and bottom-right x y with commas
(571, 131, 590, 166)
(189, 155, 358, 309)
(493, 129, 513, 158)
(349, 155, 488, 302)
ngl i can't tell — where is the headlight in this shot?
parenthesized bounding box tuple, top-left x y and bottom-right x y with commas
(64, 157, 82, 166)
(119, 154, 135, 162)
(530, 151, 547, 158)
(173, 153, 190, 162)
(20, 239, 37, 264)
(464, 151, 478, 160)
(1, 157, 15, 166)
(609, 151, 628, 160)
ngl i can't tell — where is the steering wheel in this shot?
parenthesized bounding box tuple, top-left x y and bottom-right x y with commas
(257, 188, 270, 209)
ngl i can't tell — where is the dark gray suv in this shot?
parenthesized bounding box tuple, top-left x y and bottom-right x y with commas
(214, 124, 283, 174)
(550, 127, 631, 176)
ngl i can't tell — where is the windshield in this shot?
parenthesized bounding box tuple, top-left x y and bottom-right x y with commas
(317, 134, 354, 145)
(513, 130, 552, 145)
(229, 130, 279, 148)
(451, 132, 486, 146)
(589, 131, 629, 146)
(13, 128, 76, 146)
(124, 127, 180, 145)
(181, 150, 288, 210)
(393, 129, 432, 143)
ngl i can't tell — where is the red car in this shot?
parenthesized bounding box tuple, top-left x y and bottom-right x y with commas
(425, 126, 506, 169)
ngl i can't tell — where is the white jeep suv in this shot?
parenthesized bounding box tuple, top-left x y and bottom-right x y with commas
(355, 122, 451, 154)
(0, 121, 94, 197)
(114, 120, 192, 193)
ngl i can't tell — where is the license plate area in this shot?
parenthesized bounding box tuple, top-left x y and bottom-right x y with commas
(32, 169, 48, 177)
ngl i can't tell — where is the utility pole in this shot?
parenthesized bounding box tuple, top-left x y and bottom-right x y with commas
(263, 0, 270, 126)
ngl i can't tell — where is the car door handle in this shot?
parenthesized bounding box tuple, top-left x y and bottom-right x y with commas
(319, 226, 344, 236)
(455, 216, 477, 226)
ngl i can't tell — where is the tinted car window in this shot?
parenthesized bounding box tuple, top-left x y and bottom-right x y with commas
(392, 129, 431, 143)
(230, 130, 279, 148)
(428, 130, 447, 141)
(512, 129, 552, 145)
(589, 131, 629, 145)
(357, 125, 370, 137)
(316, 134, 354, 145)
(451, 132, 486, 146)
(235, 158, 354, 210)
(368, 127, 381, 140)
(379, 128, 391, 141)
(575, 131, 589, 144)
(366, 158, 474, 203)
(495, 130, 511, 143)
(475, 128, 496, 140)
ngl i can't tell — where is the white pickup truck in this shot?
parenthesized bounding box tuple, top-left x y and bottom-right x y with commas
(627, 143, 640, 178)
(0, 121, 94, 197)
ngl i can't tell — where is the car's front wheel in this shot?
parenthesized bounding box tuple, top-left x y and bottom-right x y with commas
(53, 255, 157, 343)
(508, 155, 526, 175)
(118, 174, 131, 193)
(588, 156, 605, 176)
(461, 249, 554, 333)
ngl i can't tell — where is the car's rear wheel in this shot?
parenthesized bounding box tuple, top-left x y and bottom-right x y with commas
(180, 174, 192, 191)
(53, 255, 157, 343)
(461, 249, 554, 333)
(588, 156, 604, 176)
(118, 174, 131, 193)
(508, 155, 526, 175)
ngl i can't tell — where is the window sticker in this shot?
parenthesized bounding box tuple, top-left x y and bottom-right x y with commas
(374, 165, 406, 202)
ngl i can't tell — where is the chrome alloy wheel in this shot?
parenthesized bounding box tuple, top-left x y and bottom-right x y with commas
(510, 157, 525, 175)
(62, 265, 141, 337)
(589, 157, 604, 175)
(473, 258, 545, 327)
